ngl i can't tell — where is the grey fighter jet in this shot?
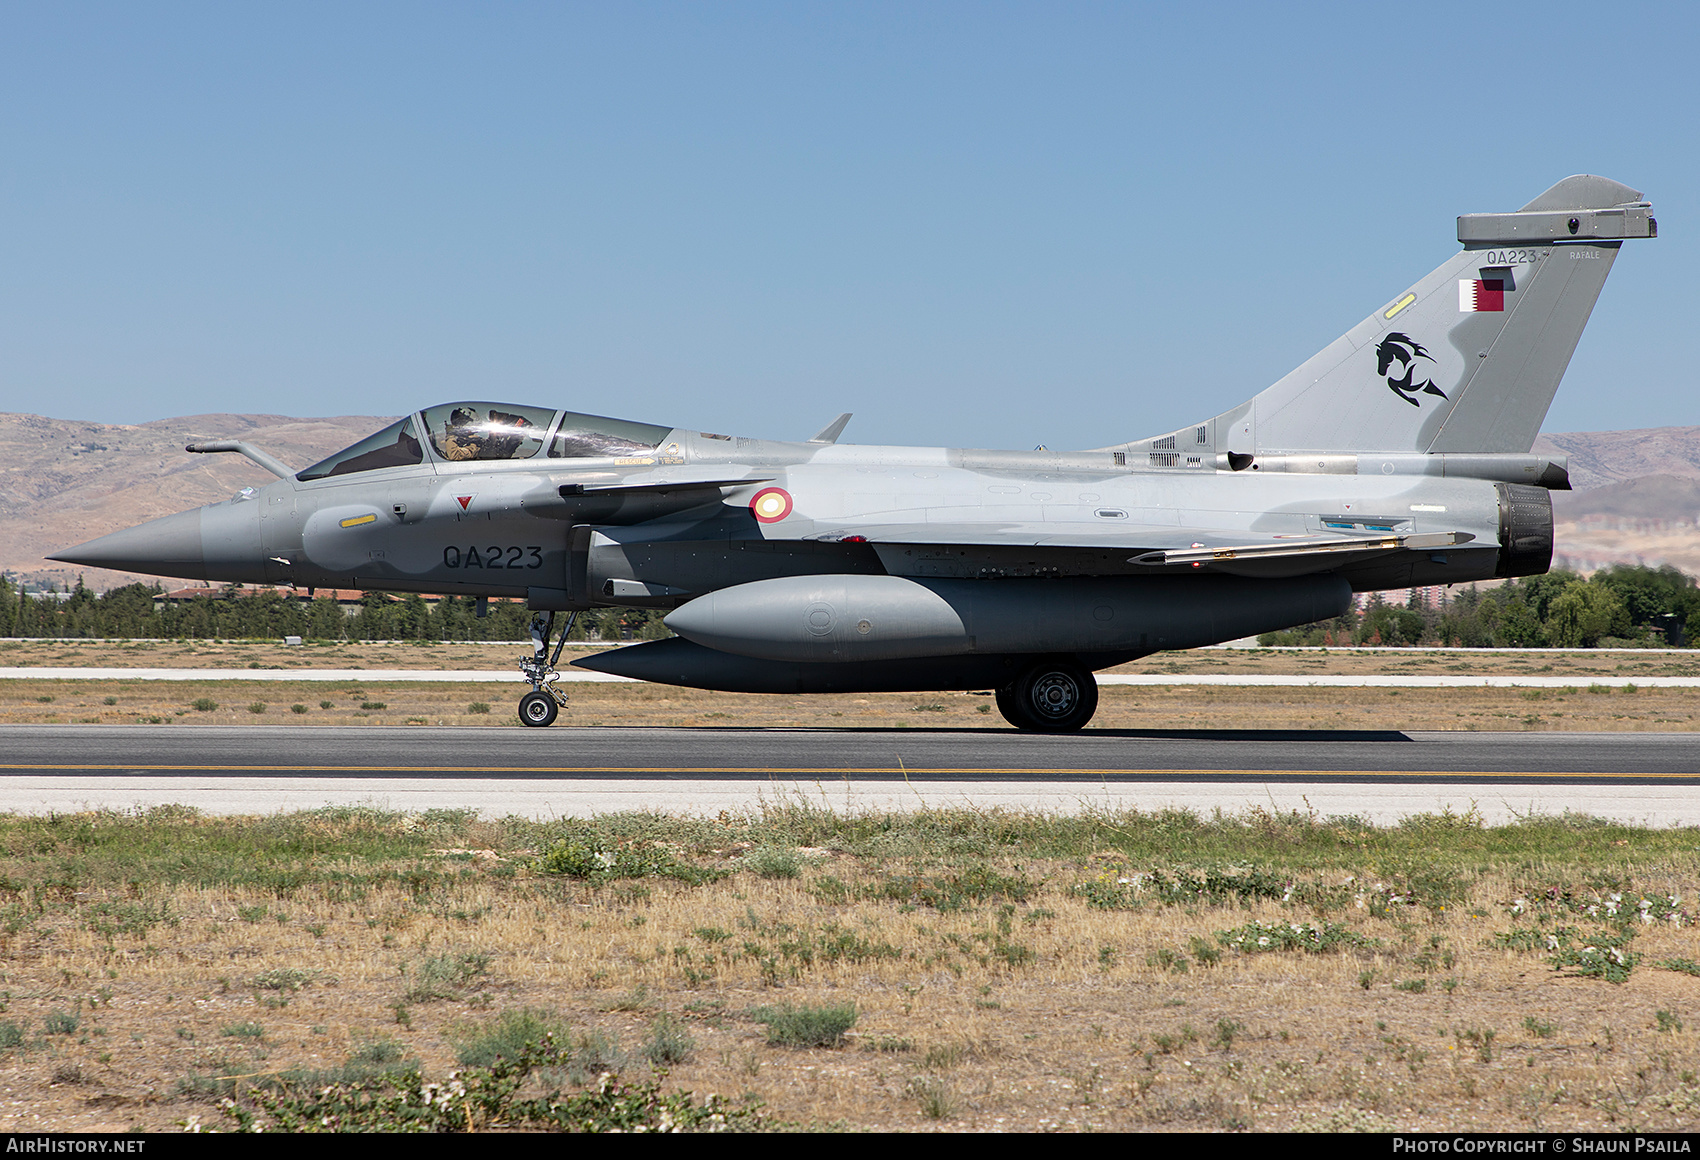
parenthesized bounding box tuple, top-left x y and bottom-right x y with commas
(53, 175, 1657, 730)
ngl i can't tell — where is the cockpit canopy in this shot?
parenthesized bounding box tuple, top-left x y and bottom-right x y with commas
(296, 403, 674, 481)
(424, 402, 554, 463)
(295, 418, 422, 481)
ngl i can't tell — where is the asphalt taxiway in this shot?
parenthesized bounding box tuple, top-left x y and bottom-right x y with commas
(2, 725, 1696, 825)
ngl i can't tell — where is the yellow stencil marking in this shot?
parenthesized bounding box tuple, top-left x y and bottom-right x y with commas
(1383, 293, 1416, 320)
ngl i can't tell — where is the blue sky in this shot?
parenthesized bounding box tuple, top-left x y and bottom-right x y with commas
(2, 2, 1695, 450)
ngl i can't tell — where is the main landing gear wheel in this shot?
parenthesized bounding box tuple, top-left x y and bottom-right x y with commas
(519, 690, 559, 728)
(995, 660, 1098, 732)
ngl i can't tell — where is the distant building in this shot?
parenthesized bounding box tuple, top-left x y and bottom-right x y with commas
(155, 584, 368, 616)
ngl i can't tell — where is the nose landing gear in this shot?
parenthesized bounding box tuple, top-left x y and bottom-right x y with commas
(517, 610, 575, 727)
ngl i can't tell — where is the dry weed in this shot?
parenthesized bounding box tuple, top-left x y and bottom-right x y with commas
(0, 806, 1693, 1131)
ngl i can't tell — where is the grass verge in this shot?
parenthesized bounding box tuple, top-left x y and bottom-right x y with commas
(0, 803, 1694, 1131)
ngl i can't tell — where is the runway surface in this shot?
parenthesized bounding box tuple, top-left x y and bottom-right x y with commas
(3, 725, 1697, 825)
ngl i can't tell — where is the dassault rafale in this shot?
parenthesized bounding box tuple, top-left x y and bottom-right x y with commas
(53, 176, 1657, 730)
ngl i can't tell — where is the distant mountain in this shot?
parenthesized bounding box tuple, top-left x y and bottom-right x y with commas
(1530, 427, 1700, 576)
(1554, 473, 1700, 519)
(1535, 427, 1700, 492)
(4, 412, 1697, 592)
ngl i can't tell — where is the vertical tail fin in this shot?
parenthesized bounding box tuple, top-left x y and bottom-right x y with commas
(1131, 176, 1655, 460)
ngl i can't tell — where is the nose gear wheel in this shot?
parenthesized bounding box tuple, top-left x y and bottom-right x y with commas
(519, 690, 559, 727)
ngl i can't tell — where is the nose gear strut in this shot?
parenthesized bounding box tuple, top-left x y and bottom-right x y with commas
(518, 610, 575, 727)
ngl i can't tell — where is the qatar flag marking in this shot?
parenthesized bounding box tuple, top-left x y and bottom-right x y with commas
(750, 487, 794, 523)
(1458, 278, 1505, 312)
(456, 495, 473, 510)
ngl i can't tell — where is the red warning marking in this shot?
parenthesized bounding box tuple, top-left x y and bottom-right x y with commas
(750, 487, 794, 524)
(456, 496, 473, 510)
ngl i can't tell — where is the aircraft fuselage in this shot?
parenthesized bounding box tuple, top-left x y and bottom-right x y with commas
(114, 427, 1520, 606)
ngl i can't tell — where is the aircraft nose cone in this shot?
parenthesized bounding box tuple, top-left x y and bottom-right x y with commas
(49, 508, 207, 580)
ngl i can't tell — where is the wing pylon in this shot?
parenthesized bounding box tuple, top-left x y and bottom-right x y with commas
(1130, 531, 1473, 566)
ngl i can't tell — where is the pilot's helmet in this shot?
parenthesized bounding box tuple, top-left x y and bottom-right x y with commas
(450, 407, 478, 427)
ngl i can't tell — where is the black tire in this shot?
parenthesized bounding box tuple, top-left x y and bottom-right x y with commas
(518, 691, 559, 727)
(996, 661, 1098, 732)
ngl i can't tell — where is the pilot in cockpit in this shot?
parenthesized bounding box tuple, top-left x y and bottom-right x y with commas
(440, 407, 483, 461)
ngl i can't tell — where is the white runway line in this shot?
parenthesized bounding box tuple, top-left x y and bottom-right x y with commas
(4, 668, 1699, 688)
(7, 776, 1696, 826)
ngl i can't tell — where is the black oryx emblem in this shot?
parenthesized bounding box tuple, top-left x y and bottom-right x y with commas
(1375, 332, 1447, 408)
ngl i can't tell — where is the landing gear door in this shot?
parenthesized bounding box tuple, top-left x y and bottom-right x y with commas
(525, 524, 593, 612)
(568, 524, 593, 607)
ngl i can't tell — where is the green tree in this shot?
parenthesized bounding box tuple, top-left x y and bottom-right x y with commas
(1493, 596, 1546, 647)
(307, 596, 347, 640)
(0, 575, 17, 638)
(1507, 570, 1584, 623)
(1545, 582, 1630, 648)
(1356, 604, 1425, 646)
(394, 594, 430, 640)
(351, 592, 397, 640)
(1591, 565, 1700, 644)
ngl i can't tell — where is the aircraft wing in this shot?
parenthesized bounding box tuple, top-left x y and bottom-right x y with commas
(810, 521, 1469, 554)
(1124, 530, 1471, 565)
(804, 520, 1474, 574)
